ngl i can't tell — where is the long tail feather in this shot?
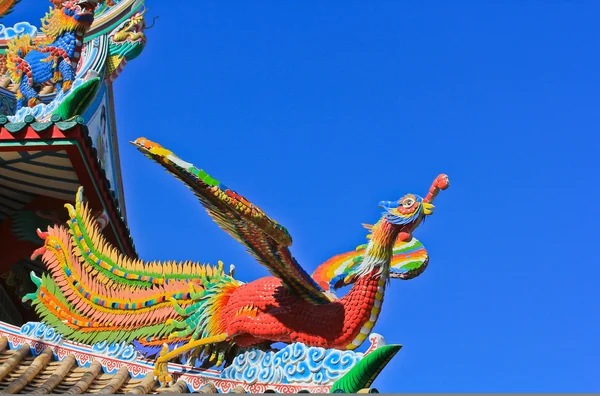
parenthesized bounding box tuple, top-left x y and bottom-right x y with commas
(27, 187, 239, 360)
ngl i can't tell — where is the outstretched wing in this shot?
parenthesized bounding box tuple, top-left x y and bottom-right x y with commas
(132, 138, 332, 305)
(313, 237, 429, 292)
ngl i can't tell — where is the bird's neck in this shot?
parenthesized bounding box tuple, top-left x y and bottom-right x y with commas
(354, 219, 400, 279)
(337, 220, 399, 350)
(337, 270, 387, 350)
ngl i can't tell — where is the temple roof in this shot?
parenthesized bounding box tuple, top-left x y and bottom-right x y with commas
(0, 336, 159, 394)
(0, 339, 379, 394)
(0, 115, 137, 258)
(0, 336, 228, 394)
(0, 321, 386, 394)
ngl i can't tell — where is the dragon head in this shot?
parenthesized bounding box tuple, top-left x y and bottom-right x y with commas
(112, 11, 147, 46)
(53, 0, 104, 26)
(43, 0, 107, 36)
(376, 174, 450, 240)
(105, 10, 149, 80)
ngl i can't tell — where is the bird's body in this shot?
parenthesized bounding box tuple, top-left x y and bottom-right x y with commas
(224, 271, 384, 349)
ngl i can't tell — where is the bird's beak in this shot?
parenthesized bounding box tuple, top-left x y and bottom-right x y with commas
(422, 202, 435, 215)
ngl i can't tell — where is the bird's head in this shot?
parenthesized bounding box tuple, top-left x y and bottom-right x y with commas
(380, 194, 431, 227)
(378, 174, 449, 237)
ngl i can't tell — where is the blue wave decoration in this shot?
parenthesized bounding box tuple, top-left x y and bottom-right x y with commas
(220, 343, 363, 385)
(0, 22, 38, 40)
(20, 322, 365, 385)
(20, 322, 138, 362)
(20, 322, 63, 344)
(92, 340, 138, 362)
(9, 76, 85, 122)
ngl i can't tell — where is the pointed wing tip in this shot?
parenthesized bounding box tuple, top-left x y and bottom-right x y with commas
(130, 137, 155, 152)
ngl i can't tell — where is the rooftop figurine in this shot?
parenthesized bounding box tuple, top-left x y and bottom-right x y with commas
(6, 0, 108, 110)
(25, 137, 449, 385)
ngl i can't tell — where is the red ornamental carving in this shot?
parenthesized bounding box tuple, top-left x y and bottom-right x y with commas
(215, 381, 233, 393)
(129, 364, 149, 377)
(54, 346, 69, 360)
(32, 341, 44, 355)
(244, 382, 265, 393)
(185, 375, 206, 390)
(73, 352, 93, 366)
(364, 333, 384, 356)
(7, 334, 22, 346)
(101, 357, 122, 372)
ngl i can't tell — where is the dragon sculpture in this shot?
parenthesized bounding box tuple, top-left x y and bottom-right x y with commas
(25, 137, 449, 384)
(105, 9, 148, 82)
(5, 0, 107, 110)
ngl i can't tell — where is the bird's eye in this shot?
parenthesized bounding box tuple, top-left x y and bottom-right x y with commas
(402, 199, 414, 208)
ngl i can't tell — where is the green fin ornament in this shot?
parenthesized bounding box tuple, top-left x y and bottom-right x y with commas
(330, 344, 402, 393)
(52, 77, 101, 120)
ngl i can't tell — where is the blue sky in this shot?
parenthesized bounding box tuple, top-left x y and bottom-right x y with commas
(5, 1, 599, 392)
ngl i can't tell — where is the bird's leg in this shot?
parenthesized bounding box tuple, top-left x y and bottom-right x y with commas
(19, 76, 40, 108)
(57, 58, 74, 93)
(423, 174, 450, 203)
(154, 333, 228, 385)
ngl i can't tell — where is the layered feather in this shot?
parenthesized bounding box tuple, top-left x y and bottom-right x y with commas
(312, 234, 429, 292)
(131, 138, 332, 305)
(25, 187, 239, 358)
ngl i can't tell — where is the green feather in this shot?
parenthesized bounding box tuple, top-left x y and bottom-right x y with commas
(330, 345, 402, 393)
(52, 77, 101, 120)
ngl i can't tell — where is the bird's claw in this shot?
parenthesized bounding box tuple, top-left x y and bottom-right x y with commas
(27, 98, 40, 108)
(153, 364, 173, 385)
(62, 80, 72, 93)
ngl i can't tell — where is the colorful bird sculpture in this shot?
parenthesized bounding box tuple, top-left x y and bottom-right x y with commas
(26, 137, 449, 384)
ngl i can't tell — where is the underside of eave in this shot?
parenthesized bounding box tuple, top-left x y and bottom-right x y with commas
(0, 120, 137, 259)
